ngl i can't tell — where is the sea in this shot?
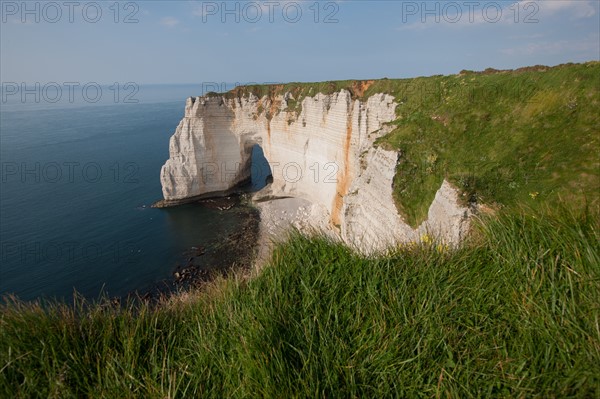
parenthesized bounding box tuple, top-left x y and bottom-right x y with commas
(0, 84, 268, 302)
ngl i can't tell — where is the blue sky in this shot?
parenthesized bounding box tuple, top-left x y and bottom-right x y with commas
(1, 0, 599, 84)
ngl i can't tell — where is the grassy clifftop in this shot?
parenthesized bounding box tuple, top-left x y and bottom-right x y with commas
(220, 62, 600, 226)
(377, 61, 600, 226)
(1, 206, 598, 397)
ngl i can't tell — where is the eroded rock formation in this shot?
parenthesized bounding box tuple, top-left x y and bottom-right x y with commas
(160, 89, 473, 253)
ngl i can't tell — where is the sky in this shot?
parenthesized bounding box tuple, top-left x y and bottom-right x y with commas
(1, 0, 599, 85)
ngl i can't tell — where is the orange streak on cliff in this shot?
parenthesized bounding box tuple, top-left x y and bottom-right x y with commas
(331, 105, 353, 226)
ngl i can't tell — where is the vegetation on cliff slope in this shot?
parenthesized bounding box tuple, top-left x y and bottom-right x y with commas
(1, 205, 599, 398)
(222, 62, 600, 226)
(376, 62, 600, 226)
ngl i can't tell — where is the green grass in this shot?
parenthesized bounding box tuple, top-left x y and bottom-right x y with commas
(222, 80, 375, 117)
(376, 62, 600, 226)
(2, 205, 599, 398)
(215, 62, 600, 226)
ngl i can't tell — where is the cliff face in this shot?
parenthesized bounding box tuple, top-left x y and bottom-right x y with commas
(160, 90, 472, 253)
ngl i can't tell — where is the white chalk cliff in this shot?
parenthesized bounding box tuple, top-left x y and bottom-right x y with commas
(160, 89, 473, 253)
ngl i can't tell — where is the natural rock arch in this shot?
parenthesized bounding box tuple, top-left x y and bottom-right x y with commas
(159, 90, 473, 253)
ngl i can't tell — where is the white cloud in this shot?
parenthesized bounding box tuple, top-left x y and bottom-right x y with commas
(160, 16, 180, 27)
(535, 0, 596, 19)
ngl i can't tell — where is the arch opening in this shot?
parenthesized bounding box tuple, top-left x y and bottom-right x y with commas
(249, 144, 272, 192)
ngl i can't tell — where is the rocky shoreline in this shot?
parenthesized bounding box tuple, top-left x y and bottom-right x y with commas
(171, 198, 260, 289)
(152, 179, 252, 209)
(123, 195, 260, 304)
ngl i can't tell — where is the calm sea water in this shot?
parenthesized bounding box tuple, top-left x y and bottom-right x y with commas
(0, 84, 265, 301)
